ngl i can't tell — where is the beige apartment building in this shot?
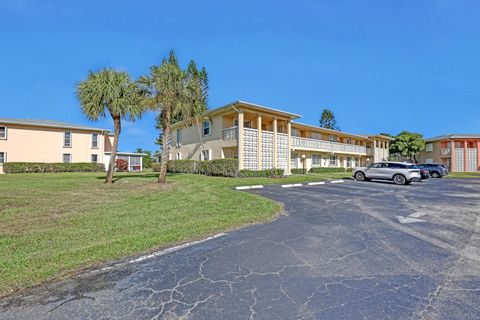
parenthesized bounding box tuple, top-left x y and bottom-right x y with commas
(168, 101, 392, 174)
(418, 134, 480, 172)
(0, 118, 144, 174)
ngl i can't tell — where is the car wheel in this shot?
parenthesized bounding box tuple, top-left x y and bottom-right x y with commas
(355, 171, 366, 181)
(393, 174, 406, 185)
(431, 171, 440, 178)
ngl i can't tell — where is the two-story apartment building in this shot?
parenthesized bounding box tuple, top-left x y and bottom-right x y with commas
(0, 118, 144, 174)
(168, 101, 392, 174)
(418, 134, 480, 172)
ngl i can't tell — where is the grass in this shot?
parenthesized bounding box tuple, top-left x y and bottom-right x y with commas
(0, 170, 349, 296)
(446, 172, 480, 179)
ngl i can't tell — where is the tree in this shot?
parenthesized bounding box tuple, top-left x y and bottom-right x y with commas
(136, 148, 153, 169)
(77, 69, 143, 184)
(138, 50, 208, 183)
(390, 131, 425, 163)
(319, 109, 340, 130)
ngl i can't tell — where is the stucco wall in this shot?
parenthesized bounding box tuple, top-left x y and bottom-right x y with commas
(171, 115, 236, 160)
(0, 124, 107, 163)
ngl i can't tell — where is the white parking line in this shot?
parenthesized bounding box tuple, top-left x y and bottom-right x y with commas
(235, 185, 264, 190)
(307, 181, 326, 186)
(281, 183, 303, 188)
(101, 233, 225, 271)
(330, 180, 345, 184)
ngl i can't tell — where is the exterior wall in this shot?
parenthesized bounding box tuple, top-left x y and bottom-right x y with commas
(0, 124, 106, 164)
(170, 114, 233, 161)
(418, 139, 480, 172)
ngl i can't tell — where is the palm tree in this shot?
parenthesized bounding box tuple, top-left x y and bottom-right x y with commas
(76, 68, 143, 184)
(138, 50, 208, 183)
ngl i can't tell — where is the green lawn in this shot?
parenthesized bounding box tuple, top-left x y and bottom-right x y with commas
(0, 170, 348, 296)
(446, 172, 480, 178)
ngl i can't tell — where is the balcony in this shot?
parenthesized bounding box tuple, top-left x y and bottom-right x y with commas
(222, 127, 238, 141)
(441, 148, 451, 157)
(292, 136, 367, 155)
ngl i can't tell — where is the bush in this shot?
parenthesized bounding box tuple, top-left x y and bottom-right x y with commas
(238, 168, 284, 178)
(309, 167, 352, 173)
(3, 162, 105, 174)
(115, 159, 128, 172)
(291, 168, 307, 174)
(166, 160, 197, 173)
(198, 159, 238, 177)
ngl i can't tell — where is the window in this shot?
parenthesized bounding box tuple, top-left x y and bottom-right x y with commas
(328, 135, 338, 142)
(234, 120, 252, 129)
(425, 143, 433, 152)
(346, 157, 352, 167)
(203, 121, 211, 136)
(92, 133, 99, 148)
(0, 152, 5, 163)
(0, 126, 7, 140)
(176, 152, 181, 160)
(425, 158, 433, 164)
(312, 154, 321, 166)
(64, 132, 72, 147)
(91, 154, 98, 163)
(329, 155, 337, 166)
(176, 129, 181, 147)
(63, 153, 72, 163)
(345, 138, 351, 144)
(311, 132, 322, 140)
(201, 150, 210, 161)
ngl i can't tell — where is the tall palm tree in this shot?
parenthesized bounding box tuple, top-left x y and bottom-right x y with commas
(138, 50, 208, 183)
(76, 68, 143, 184)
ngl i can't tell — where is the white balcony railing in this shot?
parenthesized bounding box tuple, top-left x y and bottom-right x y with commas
(222, 127, 238, 141)
(441, 148, 451, 156)
(292, 136, 367, 154)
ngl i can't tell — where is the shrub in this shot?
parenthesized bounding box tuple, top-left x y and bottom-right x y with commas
(238, 168, 284, 178)
(291, 168, 307, 174)
(3, 162, 105, 174)
(309, 167, 352, 173)
(166, 160, 197, 173)
(198, 159, 238, 177)
(151, 163, 161, 172)
(115, 159, 128, 172)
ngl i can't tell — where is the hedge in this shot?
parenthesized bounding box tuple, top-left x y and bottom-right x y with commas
(291, 168, 307, 174)
(238, 168, 284, 178)
(152, 159, 284, 178)
(309, 167, 353, 173)
(3, 162, 105, 174)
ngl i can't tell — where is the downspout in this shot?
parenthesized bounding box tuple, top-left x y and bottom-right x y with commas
(230, 104, 241, 176)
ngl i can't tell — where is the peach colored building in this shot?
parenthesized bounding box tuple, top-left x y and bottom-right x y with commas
(418, 134, 480, 172)
(0, 118, 144, 174)
(168, 101, 392, 174)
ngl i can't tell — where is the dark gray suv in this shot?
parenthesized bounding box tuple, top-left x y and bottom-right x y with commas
(417, 163, 448, 178)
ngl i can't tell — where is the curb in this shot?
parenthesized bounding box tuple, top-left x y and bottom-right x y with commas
(235, 185, 264, 190)
(281, 183, 303, 188)
(330, 179, 345, 184)
(307, 181, 326, 186)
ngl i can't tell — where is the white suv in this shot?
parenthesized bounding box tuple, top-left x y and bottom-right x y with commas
(353, 162, 421, 185)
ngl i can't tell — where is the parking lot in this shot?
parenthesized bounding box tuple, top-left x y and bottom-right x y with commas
(1, 178, 480, 319)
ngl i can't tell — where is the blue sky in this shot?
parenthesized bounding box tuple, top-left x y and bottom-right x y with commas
(1, 0, 479, 152)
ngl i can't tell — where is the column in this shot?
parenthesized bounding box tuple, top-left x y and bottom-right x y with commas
(464, 140, 468, 172)
(273, 117, 278, 168)
(287, 121, 292, 175)
(451, 140, 456, 172)
(238, 110, 244, 170)
(477, 141, 480, 172)
(257, 114, 262, 170)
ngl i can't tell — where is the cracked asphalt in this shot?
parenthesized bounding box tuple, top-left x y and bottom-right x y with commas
(1, 178, 480, 319)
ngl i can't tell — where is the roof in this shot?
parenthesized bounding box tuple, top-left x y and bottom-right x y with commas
(0, 118, 110, 132)
(105, 152, 147, 156)
(172, 100, 301, 128)
(291, 122, 369, 140)
(360, 134, 395, 141)
(425, 134, 480, 142)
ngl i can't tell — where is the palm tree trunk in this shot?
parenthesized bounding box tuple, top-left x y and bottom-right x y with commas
(158, 108, 171, 183)
(106, 117, 121, 184)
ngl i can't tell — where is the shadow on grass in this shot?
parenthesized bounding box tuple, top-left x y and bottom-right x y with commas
(95, 173, 159, 182)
